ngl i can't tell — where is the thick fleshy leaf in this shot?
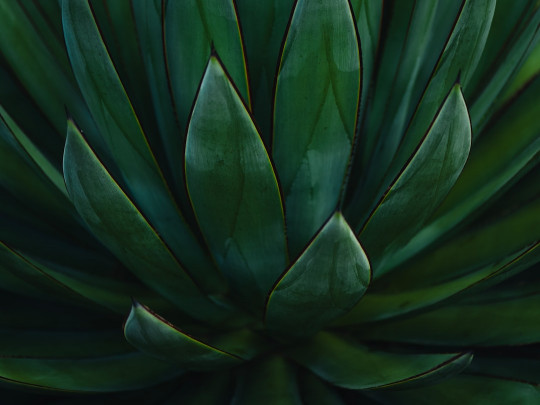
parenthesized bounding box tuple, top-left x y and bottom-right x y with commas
(165, 0, 250, 132)
(376, 198, 540, 289)
(361, 292, 540, 346)
(272, 0, 361, 257)
(132, 0, 187, 207)
(348, 1, 462, 225)
(186, 56, 287, 308)
(291, 332, 472, 390)
(368, 375, 540, 405)
(0, 352, 181, 393)
(265, 212, 370, 337)
(124, 301, 243, 371)
(232, 356, 303, 405)
(0, 1, 93, 137)
(0, 241, 93, 307)
(235, 0, 294, 144)
(62, 0, 222, 292)
(386, 0, 495, 189)
(0, 329, 130, 358)
(392, 75, 540, 267)
(468, 355, 540, 385)
(359, 84, 471, 271)
(62, 119, 229, 323)
(337, 243, 539, 325)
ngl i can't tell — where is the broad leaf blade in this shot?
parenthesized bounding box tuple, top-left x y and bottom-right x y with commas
(291, 332, 472, 390)
(272, 0, 361, 257)
(124, 302, 242, 371)
(359, 84, 471, 272)
(62, 0, 221, 292)
(265, 212, 370, 337)
(369, 375, 540, 405)
(63, 119, 228, 323)
(166, 0, 250, 132)
(185, 56, 287, 308)
(0, 352, 180, 393)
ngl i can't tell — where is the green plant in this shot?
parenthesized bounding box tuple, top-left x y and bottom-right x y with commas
(0, 0, 539, 403)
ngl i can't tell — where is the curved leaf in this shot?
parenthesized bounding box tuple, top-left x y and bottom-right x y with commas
(361, 292, 540, 346)
(62, 0, 221, 292)
(165, 0, 250, 132)
(386, 0, 495, 187)
(185, 56, 287, 308)
(272, 0, 361, 257)
(291, 332, 472, 390)
(63, 119, 229, 323)
(359, 84, 471, 272)
(369, 375, 540, 405)
(0, 352, 181, 393)
(265, 212, 370, 337)
(235, 0, 294, 143)
(124, 301, 242, 371)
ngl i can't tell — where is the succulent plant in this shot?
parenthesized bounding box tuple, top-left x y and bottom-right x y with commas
(0, 0, 539, 403)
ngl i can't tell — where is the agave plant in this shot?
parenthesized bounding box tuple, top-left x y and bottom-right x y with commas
(0, 0, 539, 403)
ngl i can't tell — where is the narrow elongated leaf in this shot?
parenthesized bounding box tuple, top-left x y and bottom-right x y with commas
(361, 293, 540, 346)
(377, 198, 540, 289)
(0, 241, 92, 307)
(232, 356, 303, 405)
(468, 356, 540, 385)
(387, 0, 495, 184)
(0, 106, 66, 195)
(166, 0, 249, 132)
(359, 84, 471, 271)
(62, 0, 222, 292)
(272, 0, 361, 257)
(265, 212, 370, 337)
(132, 0, 186, 205)
(186, 56, 287, 308)
(235, 0, 294, 144)
(124, 302, 242, 371)
(0, 1, 89, 136)
(291, 332, 472, 390)
(0, 329, 131, 358)
(337, 243, 539, 325)
(63, 119, 229, 323)
(393, 76, 540, 266)
(0, 352, 181, 393)
(369, 375, 540, 405)
(346, 1, 464, 225)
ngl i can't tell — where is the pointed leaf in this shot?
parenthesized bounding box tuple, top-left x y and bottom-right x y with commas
(272, 0, 361, 257)
(62, 0, 221, 292)
(361, 292, 540, 346)
(369, 375, 540, 405)
(337, 243, 539, 325)
(0, 352, 181, 393)
(235, 0, 294, 143)
(291, 332, 472, 390)
(388, 0, 495, 185)
(359, 84, 471, 271)
(265, 212, 370, 337)
(124, 301, 243, 371)
(186, 56, 287, 307)
(166, 0, 250, 133)
(63, 119, 228, 323)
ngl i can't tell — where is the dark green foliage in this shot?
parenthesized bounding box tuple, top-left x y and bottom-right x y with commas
(0, 0, 539, 403)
